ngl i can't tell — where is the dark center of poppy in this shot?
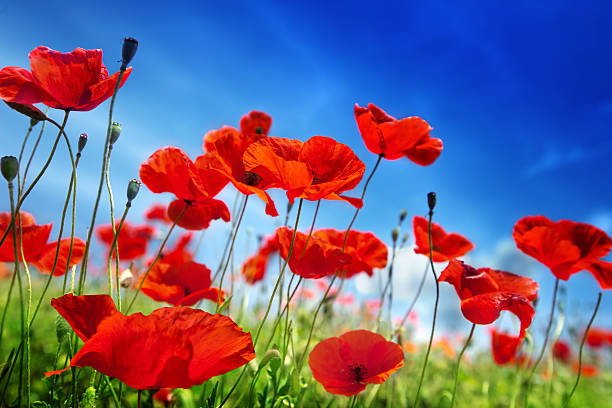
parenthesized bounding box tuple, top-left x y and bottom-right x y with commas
(255, 126, 264, 135)
(347, 363, 368, 383)
(243, 171, 262, 186)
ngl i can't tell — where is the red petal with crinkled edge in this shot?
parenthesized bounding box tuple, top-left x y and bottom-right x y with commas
(413, 216, 474, 262)
(47, 305, 255, 390)
(309, 329, 404, 396)
(96, 221, 155, 261)
(490, 328, 522, 365)
(0, 67, 54, 105)
(403, 132, 443, 166)
(0, 211, 36, 226)
(51, 293, 118, 341)
(167, 199, 230, 231)
(293, 136, 365, 204)
(145, 203, 171, 224)
(0, 221, 52, 262)
(140, 147, 211, 202)
(462, 292, 534, 338)
(483, 268, 539, 301)
(243, 137, 311, 191)
(276, 227, 351, 279)
(586, 260, 612, 290)
(240, 110, 272, 143)
(241, 234, 278, 284)
(33, 237, 85, 276)
(314, 229, 387, 278)
(140, 260, 214, 306)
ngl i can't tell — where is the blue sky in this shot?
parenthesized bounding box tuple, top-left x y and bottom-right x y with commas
(1, 1, 612, 342)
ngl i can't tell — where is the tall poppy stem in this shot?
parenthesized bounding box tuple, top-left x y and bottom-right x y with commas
(104, 144, 121, 302)
(137, 389, 142, 408)
(565, 291, 602, 406)
(449, 323, 476, 408)
(212, 192, 244, 282)
(216, 196, 249, 312)
(299, 154, 383, 372)
(77, 68, 126, 295)
(413, 204, 439, 407)
(524, 277, 559, 401)
(126, 202, 188, 313)
(106, 204, 131, 312)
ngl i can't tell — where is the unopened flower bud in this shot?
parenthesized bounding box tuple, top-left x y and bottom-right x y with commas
(1, 156, 18, 182)
(399, 209, 407, 223)
(55, 315, 71, 344)
(401, 233, 409, 246)
(122, 37, 139, 68)
(119, 269, 134, 288)
(78, 133, 88, 154)
(110, 122, 122, 145)
(427, 192, 437, 212)
(5, 101, 47, 123)
(127, 179, 140, 203)
(391, 227, 400, 242)
(259, 349, 281, 369)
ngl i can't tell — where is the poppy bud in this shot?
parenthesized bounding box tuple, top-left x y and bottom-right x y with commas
(78, 133, 88, 154)
(119, 269, 134, 288)
(427, 192, 437, 212)
(110, 122, 122, 145)
(127, 179, 141, 203)
(55, 315, 71, 345)
(401, 233, 409, 247)
(81, 386, 96, 408)
(1, 156, 18, 182)
(5, 101, 47, 123)
(121, 37, 139, 68)
(391, 227, 400, 243)
(259, 349, 281, 369)
(399, 209, 407, 223)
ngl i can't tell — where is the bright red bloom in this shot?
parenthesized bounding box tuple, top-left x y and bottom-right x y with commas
(243, 136, 365, 208)
(46, 293, 255, 390)
(277, 228, 386, 280)
(145, 203, 171, 224)
(308, 329, 404, 396)
(96, 220, 155, 261)
(354, 103, 442, 164)
(585, 327, 612, 349)
(241, 234, 278, 284)
(0, 46, 131, 111)
(439, 260, 538, 338)
(139, 260, 223, 306)
(573, 362, 599, 377)
(490, 328, 522, 365)
(167, 199, 230, 231)
(313, 229, 388, 278)
(0, 211, 85, 276)
(196, 111, 279, 215)
(413, 216, 474, 262)
(553, 340, 572, 363)
(513, 216, 612, 289)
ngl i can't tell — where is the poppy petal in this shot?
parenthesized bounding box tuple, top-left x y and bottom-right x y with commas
(33, 237, 86, 276)
(167, 199, 230, 231)
(461, 292, 534, 338)
(51, 293, 118, 341)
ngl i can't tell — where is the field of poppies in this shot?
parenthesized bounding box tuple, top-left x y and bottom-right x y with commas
(0, 39, 611, 408)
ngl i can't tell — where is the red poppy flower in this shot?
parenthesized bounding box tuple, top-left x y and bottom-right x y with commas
(276, 227, 352, 279)
(0, 46, 131, 111)
(153, 389, 173, 406)
(167, 199, 230, 231)
(96, 220, 155, 261)
(243, 136, 365, 208)
(145, 203, 171, 224)
(46, 293, 255, 390)
(197, 127, 281, 216)
(354, 103, 442, 164)
(139, 260, 224, 306)
(313, 229, 388, 278)
(490, 328, 522, 365)
(413, 216, 474, 262)
(573, 362, 599, 377)
(553, 340, 572, 363)
(308, 329, 404, 396)
(239, 110, 272, 144)
(160, 232, 195, 265)
(585, 327, 612, 349)
(439, 260, 538, 338)
(513, 216, 612, 289)
(0, 211, 85, 276)
(241, 234, 278, 284)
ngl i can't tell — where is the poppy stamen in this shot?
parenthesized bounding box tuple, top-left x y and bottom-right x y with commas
(347, 363, 368, 383)
(243, 171, 262, 187)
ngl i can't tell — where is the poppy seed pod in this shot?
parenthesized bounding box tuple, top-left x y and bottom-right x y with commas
(121, 37, 138, 68)
(427, 192, 437, 212)
(110, 122, 122, 145)
(1, 156, 18, 182)
(126, 179, 141, 203)
(259, 349, 281, 369)
(78, 133, 88, 154)
(399, 209, 408, 223)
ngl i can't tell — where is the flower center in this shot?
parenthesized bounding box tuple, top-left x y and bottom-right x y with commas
(347, 363, 368, 383)
(243, 171, 262, 187)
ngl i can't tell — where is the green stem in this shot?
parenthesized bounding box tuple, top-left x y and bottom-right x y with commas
(77, 68, 126, 295)
(19, 113, 48, 195)
(106, 205, 130, 312)
(104, 145, 121, 303)
(212, 192, 243, 282)
(216, 196, 249, 312)
(449, 323, 476, 408)
(565, 291, 602, 406)
(126, 202, 188, 313)
(413, 209, 440, 407)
